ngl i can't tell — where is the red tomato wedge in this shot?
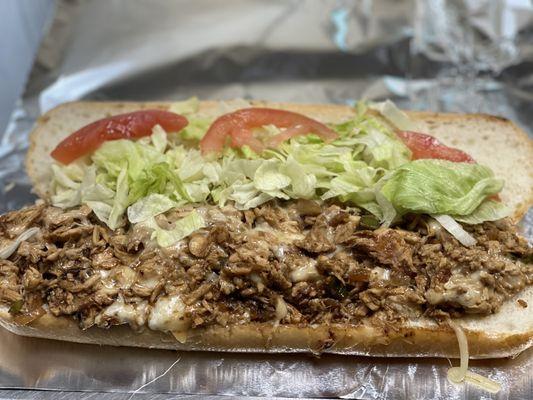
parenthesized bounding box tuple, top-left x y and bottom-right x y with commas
(396, 131, 476, 163)
(200, 108, 338, 154)
(51, 110, 188, 164)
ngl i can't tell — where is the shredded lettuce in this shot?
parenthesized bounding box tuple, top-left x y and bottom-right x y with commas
(381, 160, 504, 216)
(254, 160, 291, 192)
(50, 99, 506, 231)
(50, 163, 85, 208)
(108, 167, 129, 229)
(169, 97, 212, 141)
(150, 124, 168, 152)
(281, 156, 316, 199)
(180, 119, 211, 141)
(144, 210, 206, 247)
(0, 227, 40, 259)
(127, 194, 177, 224)
(129, 161, 190, 204)
(169, 97, 200, 115)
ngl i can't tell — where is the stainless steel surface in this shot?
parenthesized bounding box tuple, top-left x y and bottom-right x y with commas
(1, 0, 532, 399)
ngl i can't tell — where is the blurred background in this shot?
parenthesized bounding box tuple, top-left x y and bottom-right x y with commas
(0, 0, 532, 209)
(0, 0, 54, 132)
(2, 0, 533, 131)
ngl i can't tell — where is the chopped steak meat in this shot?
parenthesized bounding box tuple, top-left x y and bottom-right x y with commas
(0, 201, 531, 333)
(296, 213, 336, 253)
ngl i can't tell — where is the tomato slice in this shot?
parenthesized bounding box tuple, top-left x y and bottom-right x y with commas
(51, 110, 188, 164)
(200, 108, 338, 154)
(397, 131, 500, 201)
(396, 131, 475, 163)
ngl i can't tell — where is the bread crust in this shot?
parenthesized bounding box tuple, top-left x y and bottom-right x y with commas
(0, 308, 530, 358)
(15, 100, 533, 356)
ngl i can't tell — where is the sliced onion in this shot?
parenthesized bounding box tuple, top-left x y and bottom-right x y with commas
(447, 320, 469, 383)
(0, 227, 40, 259)
(369, 100, 417, 131)
(432, 215, 476, 247)
(447, 319, 501, 393)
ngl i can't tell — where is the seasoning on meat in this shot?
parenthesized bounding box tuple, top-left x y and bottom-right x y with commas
(0, 201, 530, 334)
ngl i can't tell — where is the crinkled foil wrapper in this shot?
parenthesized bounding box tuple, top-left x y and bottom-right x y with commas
(1, 0, 532, 399)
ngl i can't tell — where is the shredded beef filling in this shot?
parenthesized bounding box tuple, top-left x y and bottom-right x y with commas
(0, 201, 531, 332)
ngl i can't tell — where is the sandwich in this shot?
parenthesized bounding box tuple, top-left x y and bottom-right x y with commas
(0, 99, 531, 376)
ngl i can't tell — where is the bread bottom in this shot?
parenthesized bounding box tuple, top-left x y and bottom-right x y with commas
(1, 287, 532, 359)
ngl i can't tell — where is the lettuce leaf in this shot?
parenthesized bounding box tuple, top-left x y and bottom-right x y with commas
(108, 167, 129, 229)
(281, 156, 316, 199)
(453, 200, 509, 224)
(127, 194, 177, 224)
(254, 160, 291, 192)
(128, 162, 190, 204)
(144, 210, 206, 247)
(169, 97, 200, 115)
(381, 160, 504, 216)
(150, 125, 168, 153)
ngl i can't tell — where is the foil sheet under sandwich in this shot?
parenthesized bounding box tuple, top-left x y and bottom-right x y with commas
(1, 0, 532, 399)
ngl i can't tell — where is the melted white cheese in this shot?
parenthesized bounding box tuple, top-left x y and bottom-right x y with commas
(148, 295, 190, 332)
(97, 300, 148, 327)
(99, 270, 111, 279)
(117, 267, 137, 289)
(99, 270, 116, 290)
(275, 297, 288, 323)
(140, 275, 160, 290)
(370, 267, 390, 281)
(205, 208, 228, 223)
(290, 261, 320, 282)
(103, 302, 136, 323)
(160, 240, 188, 258)
(252, 222, 305, 243)
(426, 271, 492, 309)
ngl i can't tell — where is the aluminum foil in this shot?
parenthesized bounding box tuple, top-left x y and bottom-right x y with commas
(0, 326, 531, 399)
(1, 0, 532, 398)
